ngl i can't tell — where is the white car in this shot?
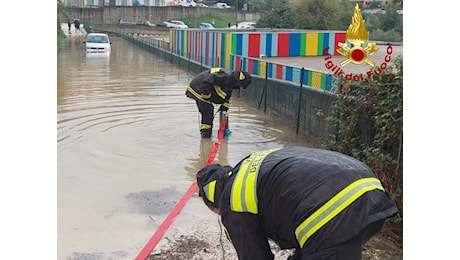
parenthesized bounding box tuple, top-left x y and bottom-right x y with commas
(84, 33, 111, 55)
(210, 2, 231, 9)
(169, 20, 189, 28)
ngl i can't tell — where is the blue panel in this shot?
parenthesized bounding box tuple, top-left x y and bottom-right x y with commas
(271, 34, 278, 57)
(292, 67, 301, 83)
(302, 69, 309, 85)
(267, 63, 273, 78)
(323, 33, 330, 54)
(253, 60, 259, 75)
(325, 74, 333, 91)
(289, 33, 301, 56)
(265, 34, 272, 57)
(242, 34, 249, 57)
(328, 33, 335, 55)
(286, 66, 293, 81)
(236, 34, 243, 55)
(260, 33, 266, 57)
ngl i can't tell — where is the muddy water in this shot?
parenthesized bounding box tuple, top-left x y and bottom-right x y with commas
(57, 34, 311, 260)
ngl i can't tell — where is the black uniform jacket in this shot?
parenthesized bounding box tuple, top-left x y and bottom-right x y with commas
(185, 68, 236, 111)
(218, 146, 399, 259)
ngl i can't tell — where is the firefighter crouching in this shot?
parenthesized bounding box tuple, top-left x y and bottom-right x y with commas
(196, 146, 399, 260)
(185, 68, 252, 138)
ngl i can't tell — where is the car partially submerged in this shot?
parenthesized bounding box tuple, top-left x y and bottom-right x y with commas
(84, 33, 112, 55)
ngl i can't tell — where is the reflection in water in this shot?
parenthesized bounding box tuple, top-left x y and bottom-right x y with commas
(57, 34, 312, 260)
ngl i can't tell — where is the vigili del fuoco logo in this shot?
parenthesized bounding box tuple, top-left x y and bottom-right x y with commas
(323, 4, 393, 90)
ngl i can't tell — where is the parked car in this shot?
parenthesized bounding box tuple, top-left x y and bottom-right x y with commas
(137, 20, 153, 26)
(180, 0, 197, 7)
(118, 19, 135, 25)
(197, 3, 208, 7)
(199, 22, 215, 29)
(169, 20, 189, 28)
(83, 33, 111, 55)
(239, 22, 256, 29)
(210, 2, 231, 9)
(156, 21, 176, 28)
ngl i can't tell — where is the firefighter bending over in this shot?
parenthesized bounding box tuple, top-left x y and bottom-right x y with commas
(185, 68, 252, 138)
(196, 146, 399, 260)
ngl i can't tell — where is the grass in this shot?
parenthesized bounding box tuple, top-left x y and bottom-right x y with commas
(181, 11, 240, 28)
(57, 25, 67, 46)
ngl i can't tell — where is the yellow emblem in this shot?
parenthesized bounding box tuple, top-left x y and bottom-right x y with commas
(337, 4, 378, 67)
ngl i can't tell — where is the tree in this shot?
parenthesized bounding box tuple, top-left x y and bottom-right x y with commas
(380, 2, 403, 34)
(291, 0, 343, 30)
(256, 0, 295, 28)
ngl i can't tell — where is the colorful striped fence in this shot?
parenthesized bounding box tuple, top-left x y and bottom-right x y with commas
(137, 29, 344, 92)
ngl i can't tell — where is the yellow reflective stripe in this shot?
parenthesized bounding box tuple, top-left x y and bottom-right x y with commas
(187, 86, 211, 103)
(204, 180, 217, 203)
(223, 226, 233, 244)
(200, 124, 212, 130)
(210, 68, 221, 73)
(239, 71, 245, 80)
(231, 158, 248, 212)
(231, 148, 280, 214)
(295, 177, 384, 248)
(222, 102, 230, 109)
(214, 85, 227, 99)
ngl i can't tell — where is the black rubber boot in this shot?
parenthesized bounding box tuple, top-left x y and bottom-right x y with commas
(200, 128, 212, 138)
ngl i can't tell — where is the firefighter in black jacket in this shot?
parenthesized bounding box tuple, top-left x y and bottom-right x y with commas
(186, 68, 252, 138)
(196, 146, 399, 260)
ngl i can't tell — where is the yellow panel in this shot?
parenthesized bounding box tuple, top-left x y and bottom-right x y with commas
(306, 33, 318, 56)
(312, 72, 322, 88)
(259, 61, 267, 77)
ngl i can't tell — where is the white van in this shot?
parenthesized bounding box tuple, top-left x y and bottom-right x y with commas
(83, 33, 111, 55)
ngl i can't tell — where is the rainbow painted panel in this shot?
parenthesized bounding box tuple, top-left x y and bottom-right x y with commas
(289, 33, 301, 56)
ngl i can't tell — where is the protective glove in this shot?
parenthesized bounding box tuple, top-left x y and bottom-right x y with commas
(217, 106, 228, 113)
(224, 129, 232, 136)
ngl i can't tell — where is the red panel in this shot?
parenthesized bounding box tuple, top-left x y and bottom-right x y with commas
(248, 34, 261, 57)
(194, 31, 198, 61)
(276, 64, 283, 79)
(278, 34, 290, 56)
(334, 32, 346, 55)
(248, 59, 254, 73)
(236, 56, 241, 70)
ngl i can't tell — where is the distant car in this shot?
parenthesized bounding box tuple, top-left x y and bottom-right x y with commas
(199, 22, 215, 29)
(137, 20, 153, 26)
(197, 3, 208, 7)
(169, 20, 189, 28)
(240, 22, 256, 29)
(156, 21, 176, 28)
(83, 33, 111, 55)
(118, 19, 135, 25)
(180, 0, 197, 7)
(210, 2, 231, 9)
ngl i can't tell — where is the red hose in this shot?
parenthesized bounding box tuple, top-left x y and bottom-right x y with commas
(135, 119, 228, 260)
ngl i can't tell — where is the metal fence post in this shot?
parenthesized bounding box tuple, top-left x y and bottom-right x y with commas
(296, 68, 305, 135)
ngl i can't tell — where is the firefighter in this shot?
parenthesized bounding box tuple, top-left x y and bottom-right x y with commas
(196, 146, 399, 260)
(185, 68, 252, 138)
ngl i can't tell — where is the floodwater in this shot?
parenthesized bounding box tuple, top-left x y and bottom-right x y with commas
(57, 33, 311, 259)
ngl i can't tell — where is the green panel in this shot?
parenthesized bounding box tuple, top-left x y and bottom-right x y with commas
(317, 33, 324, 55)
(300, 33, 306, 56)
(231, 33, 237, 55)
